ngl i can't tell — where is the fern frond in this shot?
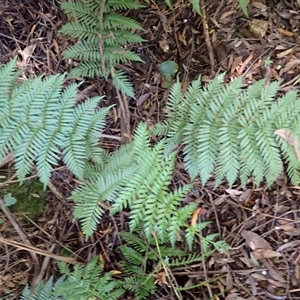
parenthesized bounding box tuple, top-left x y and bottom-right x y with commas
(59, 0, 144, 98)
(112, 69, 135, 98)
(63, 41, 100, 62)
(104, 30, 146, 45)
(0, 57, 20, 100)
(0, 59, 110, 186)
(60, 23, 100, 42)
(60, 1, 99, 24)
(71, 164, 137, 237)
(120, 245, 145, 265)
(69, 62, 107, 78)
(103, 13, 143, 31)
(122, 276, 156, 300)
(106, 0, 143, 10)
(153, 74, 300, 186)
(21, 275, 65, 300)
(56, 257, 125, 300)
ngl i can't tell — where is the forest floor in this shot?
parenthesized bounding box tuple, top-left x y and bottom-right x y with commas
(1, 0, 300, 299)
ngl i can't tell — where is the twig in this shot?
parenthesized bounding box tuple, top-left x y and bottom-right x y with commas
(0, 236, 79, 265)
(34, 244, 56, 286)
(111, 66, 132, 142)
(200, 1, 215, 76)
(0, 198, 40, 290)
(0, 152, 14, 168)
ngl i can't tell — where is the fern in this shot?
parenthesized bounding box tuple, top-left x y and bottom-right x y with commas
(119, 231, 225, 299)
(59, 0, 145, 97)
(152, 74, 300, 187)
(21, 257, 124, 300)
(21, 276, 65, 300)
(0, 58, 109, 187)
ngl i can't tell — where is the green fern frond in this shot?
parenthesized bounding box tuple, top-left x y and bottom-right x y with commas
(59, 0, 144, 98)
(21, 276, 65, 300)
(54, 257, 124, 300)
(63, 41, 100, 62)
(112, 69, 135, 98)
(120, 245, 145, 265)
(104, 30, 146, 45)
(60, 1, 99, 24)
(103, 13, 143, 31)
(69, 61, 107, 78)
(122, 276, 156, 300)
(71, 169, 132, 237)
(153, 75, 300, 187)
(0, 57, 20, 101)
(106, 0, 143, 10)
(111, 123, 195, 245)
(0, 59, 110, 187)
(60, 23, 100, 42)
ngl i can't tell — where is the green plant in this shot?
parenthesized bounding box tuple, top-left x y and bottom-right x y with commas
(21, 257, 124, 300)
(152, 74, 300, 187)
(59, 0, 145, 98)
(119, 231, 218, 300)
(237, 0, 249, 17)
(71, 123, 202, 246)
(159, 61, 178, 88)
(0, 58, 110, 187)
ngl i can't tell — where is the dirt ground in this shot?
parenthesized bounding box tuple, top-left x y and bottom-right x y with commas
(1, 0, 300, 299)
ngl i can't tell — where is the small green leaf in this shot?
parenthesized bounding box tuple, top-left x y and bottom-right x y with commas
(159, 61, 178, 88)
(238, 0, 249, 17)
(189, 0, 201, 15)
(4, 193, 17, 207)
(159, 61, 178, 77)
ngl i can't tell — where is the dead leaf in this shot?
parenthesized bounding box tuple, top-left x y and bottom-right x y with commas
(214, 195, 227, 205)
(18, 44, 36, 63)
(276, 28, 294, 37)
(136, 92, 151, 107)
(191, 207, 201, 226)
(252, 248, 282, 259)
(279, 59, 300, 75)
(225, 189, 243, 197)
(248, 19, 268, 38)
(225, 293, 245, 300)
(274, 129, 300, 160)
(241, 230, 272, 250)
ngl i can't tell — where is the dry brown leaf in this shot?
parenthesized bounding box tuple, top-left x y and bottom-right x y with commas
(136, 92, 151, 107)
(252, 248, 282, 259)
(225, 293, 245, 300)
(241, 230, 272, 250)
(225, 189, 243, 197)
(279, 59, 300, 75)
(248, 19, 268, 38)
(276, 28, 294, 37)
(274, 129, 300, 160)
(18, 44, 36, 64)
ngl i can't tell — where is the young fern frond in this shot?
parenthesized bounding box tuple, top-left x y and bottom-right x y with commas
(0, 59, 109, 187)
(153, 75, 300, 187)
(71, 143, 137, 237)
(59, 0, 144, 97)
(22, 257, 125, 300)
(21, 276, 65, 300)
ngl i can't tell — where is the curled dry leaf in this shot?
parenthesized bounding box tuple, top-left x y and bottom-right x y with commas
(274, 129, 300, 160)
(241, 230, 272, 250)
(248, 19, 268, 38)
(252, 248, 282, 259)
